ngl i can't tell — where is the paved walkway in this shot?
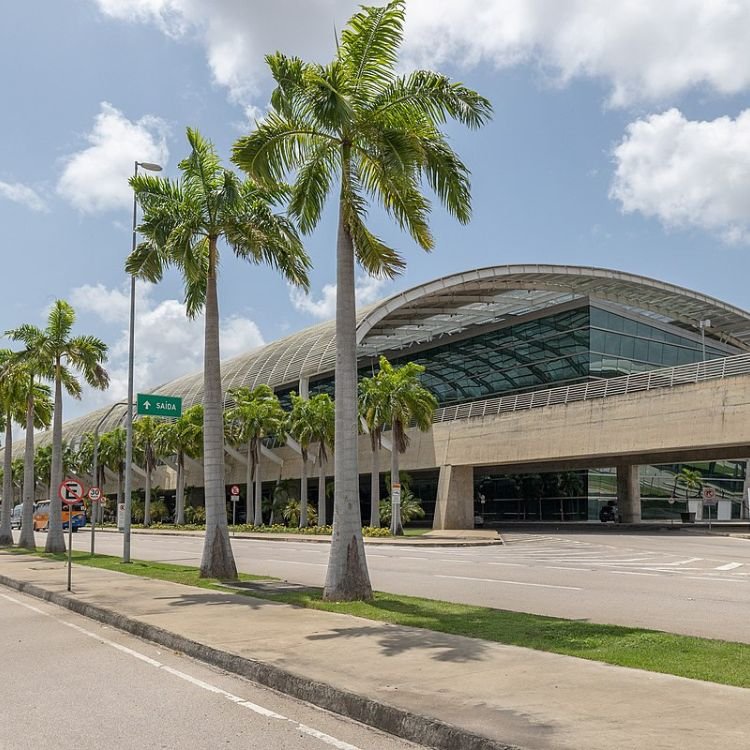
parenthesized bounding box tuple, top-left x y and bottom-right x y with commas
(0, 552, 747, 750)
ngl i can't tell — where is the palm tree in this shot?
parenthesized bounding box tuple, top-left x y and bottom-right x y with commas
(379, 486, 425, 527)
(134, 416, 162, 526)
(286, 393, 316, 528)
(225, 385, 285, 526)
(35, 445, 53, 498)
(1, 330, 54, 550)
(373, 356, 437, 535)
(127, 128, 310, 580)
(310, 394, 335, 527)
(9, 301, 109, 552)
(359, 374, 388, 528)
(99, 428, 127, 519)
(0, 350, 38, 546)
(156, 405, 203, 525)
(232, 0, 491, 598)
(676, 467, 703, 500)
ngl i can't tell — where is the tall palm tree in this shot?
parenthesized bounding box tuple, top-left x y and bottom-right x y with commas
(9, 301, 109, 552)
(225, 384, 285, 526)
(156, 405, 203, 525)
(127, 128, 310, 580)
(134, 416, 162, 526)
(232, 0, 491, 598)
(2, 328, 55, 550)
(286, 392, 316, 528)
(359, 374, 388, 528)
(0, 350, 37, 546)
(99, 428, 127, 519)
(35, 444, 53, 499)
(373, 356, 437, 535)
(310, 394, 335, 527)
(676, 467, 703, 500)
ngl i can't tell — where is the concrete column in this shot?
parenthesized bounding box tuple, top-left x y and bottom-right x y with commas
(617, 465, 641, 523)
(433, 465, 474, 530)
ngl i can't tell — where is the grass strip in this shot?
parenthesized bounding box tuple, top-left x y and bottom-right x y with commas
(6, 548, 749, 688)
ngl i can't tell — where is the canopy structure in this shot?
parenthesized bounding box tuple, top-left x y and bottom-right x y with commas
(27, 264, 750, 448)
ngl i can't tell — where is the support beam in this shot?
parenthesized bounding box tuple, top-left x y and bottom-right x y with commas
(433, 465, 474, 530)
(617, 465, 641, 523)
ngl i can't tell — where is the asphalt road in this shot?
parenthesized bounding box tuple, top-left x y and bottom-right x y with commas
(0, 589, 424, 750)
(26, 528, 750, 642)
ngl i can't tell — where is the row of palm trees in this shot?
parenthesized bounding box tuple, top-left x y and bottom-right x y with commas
(2, 1, 490, 600)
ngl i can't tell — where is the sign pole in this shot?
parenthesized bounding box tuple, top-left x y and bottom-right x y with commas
(59, 479, 84, 592)
(67, 508, 73, 592)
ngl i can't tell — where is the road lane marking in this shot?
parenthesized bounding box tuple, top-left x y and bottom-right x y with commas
(543, 566, 590, 572)
(434, 575, 581, 591)
(611, 571, 660, 577)
(715, 562, 743, 571)
(263, 559, 327, 566)
(1, 593, 364, 750)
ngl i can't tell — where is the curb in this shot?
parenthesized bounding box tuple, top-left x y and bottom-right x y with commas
(94, 527, 503, 547)
(0, 573, 518, 750)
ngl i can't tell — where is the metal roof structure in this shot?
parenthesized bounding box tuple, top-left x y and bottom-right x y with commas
(30, 264, 750, 447)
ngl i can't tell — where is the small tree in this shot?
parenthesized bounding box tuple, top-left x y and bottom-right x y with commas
(134, 416, 162, 526)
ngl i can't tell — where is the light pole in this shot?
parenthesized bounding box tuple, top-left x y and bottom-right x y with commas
(123, 160, 162, 564)
(699, 319, 711, 361)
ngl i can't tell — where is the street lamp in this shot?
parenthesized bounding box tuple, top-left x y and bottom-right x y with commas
(699, 319, 711, 361)
(123, 160, 162, 564)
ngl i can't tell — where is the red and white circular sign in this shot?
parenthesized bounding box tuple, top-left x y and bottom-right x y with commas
(230, 485, 241, 497)
(58, 478, 84, 505)
(88, 487, 103, 503)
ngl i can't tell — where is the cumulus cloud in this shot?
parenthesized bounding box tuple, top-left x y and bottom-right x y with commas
(72, 281, 264, 401)
(291, 275, 390, 320)
(0, 180, 48, 212)
(94, 0, 750, 107)
(57, 102, 169, 213)
(610, 108, 750, 244)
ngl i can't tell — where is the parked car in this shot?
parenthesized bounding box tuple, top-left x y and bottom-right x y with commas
(11, 504, 23, 529)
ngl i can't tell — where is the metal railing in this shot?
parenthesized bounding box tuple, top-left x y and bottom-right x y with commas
(433, 352, 750, 424)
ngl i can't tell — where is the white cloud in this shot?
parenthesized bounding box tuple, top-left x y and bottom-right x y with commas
(610, 108, 750, 244)
(94, 1, 750, 107)
(72, 281, 265, 401)
(291, 275, 390, 320)
(57, 102, 169, 213)
(0, 181, 47, 212)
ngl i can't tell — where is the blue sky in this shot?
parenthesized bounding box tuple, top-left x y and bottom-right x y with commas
(2, 0, 750, 424)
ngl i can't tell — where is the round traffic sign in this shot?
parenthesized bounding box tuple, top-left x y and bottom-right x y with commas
(59, 478, 84, 505)
(230, 484, 241, 497)
(88, 486, 102, 503)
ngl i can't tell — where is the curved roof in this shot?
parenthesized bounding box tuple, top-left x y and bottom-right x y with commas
(33, 263, 750, 446)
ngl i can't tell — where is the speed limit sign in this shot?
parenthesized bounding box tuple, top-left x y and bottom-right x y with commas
(88, 486, 103, 503)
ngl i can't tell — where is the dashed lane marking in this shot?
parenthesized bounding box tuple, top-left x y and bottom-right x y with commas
(434, 574, 582, 591)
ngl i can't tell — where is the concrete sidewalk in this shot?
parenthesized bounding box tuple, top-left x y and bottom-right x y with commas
(0, 553, 747, 750)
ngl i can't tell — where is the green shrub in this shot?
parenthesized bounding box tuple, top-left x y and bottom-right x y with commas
(362, 526, 391, 537)
(185, 505, 206, 524)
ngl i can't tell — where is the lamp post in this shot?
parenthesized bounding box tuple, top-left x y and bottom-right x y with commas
(699, 319, 711, 361)
(123, 160, 162, 564)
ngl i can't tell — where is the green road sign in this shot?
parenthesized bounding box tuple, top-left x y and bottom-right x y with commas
(137, 393, 183, 418)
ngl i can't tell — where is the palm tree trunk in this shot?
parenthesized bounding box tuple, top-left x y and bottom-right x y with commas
(299, 452, 308, 528)
(199, 243, 237, 580)
(46, 365, 66, 553)
(176, 453, 185, 525)
(0, 415, 14, 546)
(254, 450, 262, 527)
(318, 457, 327, 527)
(390, 436, 403, 536)
(370, 441, 380, 528)
(246, 442, 253, 525)
(323, 197, 372, 600)
(144, 469, 152, 526)
(17, 383, 36, 550)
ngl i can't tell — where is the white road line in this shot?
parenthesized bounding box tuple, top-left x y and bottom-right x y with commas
(543, 566, 590, 572)
(486, 562, 527, 568)
(397, 557, 429, 561)
(685, 576, 747, 583)
(434, 575, 581, 591)
(263, 560, 327, 566)
(715, 562, 743, 571)
(610, 571, 660, 577)
(1, 593, 363, 750)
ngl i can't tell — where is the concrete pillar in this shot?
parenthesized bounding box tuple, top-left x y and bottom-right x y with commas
(617, 465, 641, 523)
(433, 465, 474, 530)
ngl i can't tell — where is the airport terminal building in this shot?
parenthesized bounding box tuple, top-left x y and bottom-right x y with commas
(34, 264, 750, 527)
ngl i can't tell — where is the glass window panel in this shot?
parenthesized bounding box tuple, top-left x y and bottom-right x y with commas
(633, 338, 649, 361)
(647, 340, 664, 362)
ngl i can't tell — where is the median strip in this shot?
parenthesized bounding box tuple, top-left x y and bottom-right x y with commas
(5, 548, 750, 689)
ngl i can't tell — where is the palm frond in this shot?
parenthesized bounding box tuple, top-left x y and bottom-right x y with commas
(288, 140, 338, 233)
(126, 240, 167, 282)
(339, 0, 403, 99)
